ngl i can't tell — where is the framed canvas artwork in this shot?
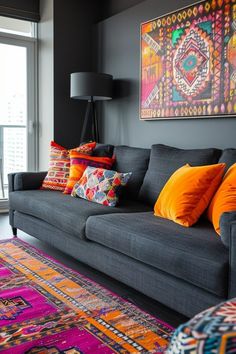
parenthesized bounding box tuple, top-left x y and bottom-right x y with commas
(140, 0, 236, 120)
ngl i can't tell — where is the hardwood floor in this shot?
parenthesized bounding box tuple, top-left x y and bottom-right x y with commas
(0, 213, 188, 328)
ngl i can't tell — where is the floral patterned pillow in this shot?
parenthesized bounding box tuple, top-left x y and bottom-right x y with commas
(71, 167, 132, 207)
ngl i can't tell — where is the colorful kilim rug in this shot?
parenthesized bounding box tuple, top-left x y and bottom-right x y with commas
(0, 238, 174, 353)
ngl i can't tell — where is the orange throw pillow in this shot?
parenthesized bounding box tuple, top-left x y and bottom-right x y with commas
(207, 163, 236, 235)
(41, 141, 96, 192)
(154, 163, 225, 227)
(64, 150, 115, 194)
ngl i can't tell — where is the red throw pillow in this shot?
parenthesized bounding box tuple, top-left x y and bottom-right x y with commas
(41, 141, 96, 192)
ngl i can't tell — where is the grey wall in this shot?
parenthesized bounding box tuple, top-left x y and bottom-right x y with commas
(97, 0, 236, 150)
(52, 0, 146, 149)
(53, 0, 102, 148)
(102, 0, 145, 19)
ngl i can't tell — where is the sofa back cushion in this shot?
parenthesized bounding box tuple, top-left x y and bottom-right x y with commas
(113, 146, 150, 199)
(92, 144, 114, 157)
(139, 144, 221, 206)
(218, 149, 236, 171)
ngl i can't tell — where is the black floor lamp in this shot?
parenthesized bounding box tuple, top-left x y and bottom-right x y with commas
(70, 72, 113, 143)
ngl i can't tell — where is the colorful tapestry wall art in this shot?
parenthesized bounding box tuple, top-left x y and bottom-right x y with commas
(140, 0, 236, 120)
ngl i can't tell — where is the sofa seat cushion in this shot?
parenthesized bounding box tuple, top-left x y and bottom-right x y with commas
(86, 212, 229, 297)
(10, 190, 151, 240)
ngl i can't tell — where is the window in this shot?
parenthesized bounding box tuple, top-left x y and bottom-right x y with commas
(0, 18, 37, 205)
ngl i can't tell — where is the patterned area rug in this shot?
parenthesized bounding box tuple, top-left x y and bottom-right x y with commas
(0, 239, 173, 353)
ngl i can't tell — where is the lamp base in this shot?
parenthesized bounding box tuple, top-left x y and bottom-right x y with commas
(80, 97, 99, 143)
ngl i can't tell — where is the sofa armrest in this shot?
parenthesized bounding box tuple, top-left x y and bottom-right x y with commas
(220, 212, 236, 298)
(8, 173, 17, 193)
(220, 212, 236, 248)
(8, 172, 47, 192)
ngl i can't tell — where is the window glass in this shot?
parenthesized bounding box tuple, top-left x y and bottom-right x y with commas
(0, 43, 27, 186)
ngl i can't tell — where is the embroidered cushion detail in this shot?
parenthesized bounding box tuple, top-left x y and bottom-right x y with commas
(41, 141, 96, 191)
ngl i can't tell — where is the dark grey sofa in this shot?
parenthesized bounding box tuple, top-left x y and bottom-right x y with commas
(8, 144, 236, 318)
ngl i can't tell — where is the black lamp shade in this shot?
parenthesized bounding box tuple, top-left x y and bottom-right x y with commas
(70, 72, 113, 101)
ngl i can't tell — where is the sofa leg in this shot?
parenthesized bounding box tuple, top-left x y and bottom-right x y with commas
(12, 227, 17, 237)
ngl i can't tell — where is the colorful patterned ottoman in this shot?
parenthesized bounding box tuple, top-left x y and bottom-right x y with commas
(167, 298, 236, 353)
